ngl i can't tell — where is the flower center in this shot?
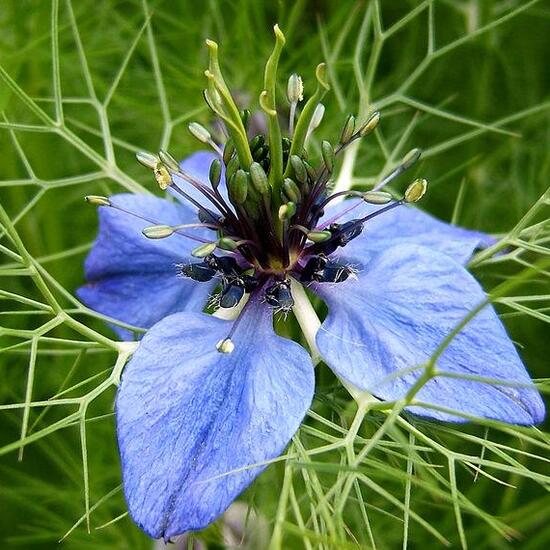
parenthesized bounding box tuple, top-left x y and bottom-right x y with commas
(85, 26, 428, 329)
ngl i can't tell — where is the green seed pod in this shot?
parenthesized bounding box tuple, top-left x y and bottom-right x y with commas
(340, 114, 356, 144)
(223, 139, 236, 165)
(303, 161, 317, 182)
(249, 162, 269, 195)
(290, 155, 307, 184)
(142, 225, 174, 239)
(321, 141, 335, 172)
(283, 178, 301, 203)
(404, 178, 428, 203)
(225, 155, 240, 182)
(229, 170, 249, 205)
(191, 242, 217, 258)
(362, 191, 393, 204)
(209, 159, 222, 188)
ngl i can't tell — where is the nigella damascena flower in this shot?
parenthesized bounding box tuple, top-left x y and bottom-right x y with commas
(77, 27, 544, 541)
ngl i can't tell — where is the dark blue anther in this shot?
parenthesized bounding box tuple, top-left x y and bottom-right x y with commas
(179, 262, 217, 282)
(220, 283, 245, 308)
(264, 279, 294, 312)
(206, 255, 241, 277)
(300, 255, 354, 284)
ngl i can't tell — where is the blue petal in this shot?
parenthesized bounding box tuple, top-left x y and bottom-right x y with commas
(116, 302, 314, 539)
(172, 150, 229, 207)
(314, 244, 544, 424)
(78, 193, 213, 339)
(322, 202, 495, 265)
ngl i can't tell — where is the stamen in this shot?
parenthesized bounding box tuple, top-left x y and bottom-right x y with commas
(371, 147, 422, 192)
(287, 73, 303, 137)
(142, 223, 220, 240)
(216, 338, 235, 354)
(85, 196, 210, 244)
(188, 122, 223, 157)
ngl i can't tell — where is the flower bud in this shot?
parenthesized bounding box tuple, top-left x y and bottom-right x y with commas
(188, 122, 211, 144)
(136, 151, 159, 170)
(404, 178, 428, 203)
(249, 162, 269, 195)
(340, 114, 356, 144)
(191, 242, 217, 258)
(358, 111, 380, 137)
(287, 73, 303, 103)
(142, 225, 174, 239)
(362, 191, 393, 204)
(85, 195, 111, 207)
(209, 159, 222, 188)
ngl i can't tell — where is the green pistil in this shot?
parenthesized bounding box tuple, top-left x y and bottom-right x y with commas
(261, 25, 286, 198)
(204, 40, 253, 168)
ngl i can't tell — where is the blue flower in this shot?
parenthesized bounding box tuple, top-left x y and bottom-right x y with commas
(77, 33, 544, 541)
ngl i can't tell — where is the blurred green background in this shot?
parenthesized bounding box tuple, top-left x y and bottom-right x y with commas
(1, 1, 549, 548)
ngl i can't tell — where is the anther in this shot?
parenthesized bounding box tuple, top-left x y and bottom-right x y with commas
(158, 150, 180, 172)
(339, 114, 356, 144)
(321, 141, 335, 173)
(136, 151, 159, 169)
(264, 279, 294, 312)
(216, 338, 235, 354)
(191, 242, 217, 258)
(85, 195, 111, 207)
(357, 111, 380, 137)
(306, 103, 325, 141)
(179, 262, 217, 282)
(362, 191, 393, 204)
(401, 148, 422, 171)
(142, 225, 174, 239)
(188, 122, 212, 144)
(154, 162, 172, 190)
(287, 73, 304, 104)
(219, 283, 245, 308)
(404, 178, 428, 203)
